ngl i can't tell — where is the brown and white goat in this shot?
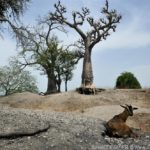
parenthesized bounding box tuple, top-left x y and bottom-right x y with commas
(105, 104, 138, 138)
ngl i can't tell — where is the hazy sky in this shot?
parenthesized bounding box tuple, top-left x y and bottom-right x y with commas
(0, 0, 150, 92)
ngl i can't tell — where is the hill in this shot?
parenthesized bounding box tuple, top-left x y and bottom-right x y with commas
(0, 89, 149, 149)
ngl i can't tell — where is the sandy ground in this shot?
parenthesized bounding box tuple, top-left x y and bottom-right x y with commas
(0, 89, 149, 132)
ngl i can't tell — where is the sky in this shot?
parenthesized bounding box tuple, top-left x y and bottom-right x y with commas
(0, 0, 150, 92)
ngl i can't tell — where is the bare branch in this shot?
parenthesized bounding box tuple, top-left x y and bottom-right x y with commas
(87, 0, 122, 49)
(50, 1, 86, 40)
(50, 0, 121, 50)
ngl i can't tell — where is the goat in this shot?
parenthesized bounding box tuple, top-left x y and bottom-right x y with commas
(105, 104, 138, 138)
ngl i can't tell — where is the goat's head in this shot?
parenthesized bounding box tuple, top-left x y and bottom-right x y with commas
(120, 104, 138, 116)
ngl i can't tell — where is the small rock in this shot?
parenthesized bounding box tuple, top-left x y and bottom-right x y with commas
(80, 140, 83, 143)
(42, 135, 47, 138)
(146, 135, 149, 138)
(76, 133, 80, 137)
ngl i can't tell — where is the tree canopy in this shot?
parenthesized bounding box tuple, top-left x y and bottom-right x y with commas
(0, 61, 38, 96)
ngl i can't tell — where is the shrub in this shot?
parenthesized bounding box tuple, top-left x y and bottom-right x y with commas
(115, 72, 141, 89)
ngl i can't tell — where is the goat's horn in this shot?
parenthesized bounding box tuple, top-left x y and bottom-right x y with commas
(120, 105, 126, 108)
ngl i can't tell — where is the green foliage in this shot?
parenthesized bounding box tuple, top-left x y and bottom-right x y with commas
(0, 62, 38, 96)
(115, 72, 141, 89)
(58, 48, 77, 91)
(19, 22, 80, 92)
(37, 37, 78, 91)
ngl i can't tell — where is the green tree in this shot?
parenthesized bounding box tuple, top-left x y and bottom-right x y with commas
(50, 0, 121, 92)
(17, 18, 81, 94)
(0, 62, 38, 96)
(115, 72, 141, 89)
(63, 68, 73, 92)
(0, 0, 30, 36)
(60, 50, 77, 92)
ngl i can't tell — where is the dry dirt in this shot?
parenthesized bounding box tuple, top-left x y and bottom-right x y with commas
(0, 89, 150, 132)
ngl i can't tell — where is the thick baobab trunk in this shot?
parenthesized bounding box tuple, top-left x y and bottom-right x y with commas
(78, 47, 96, 95)
(81, 48, 93, 86)
(46, 72, 57, 94)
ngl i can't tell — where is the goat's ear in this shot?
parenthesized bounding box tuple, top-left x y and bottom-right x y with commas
(120, 105, 126, 109)
(133, 107, 138, 110)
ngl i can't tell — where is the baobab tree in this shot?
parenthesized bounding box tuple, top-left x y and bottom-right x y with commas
(50, 0, 122, 92)
(16, 18, 81, 94)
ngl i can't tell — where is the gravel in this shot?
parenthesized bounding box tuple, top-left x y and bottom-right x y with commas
(0, 106, 149, 150)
